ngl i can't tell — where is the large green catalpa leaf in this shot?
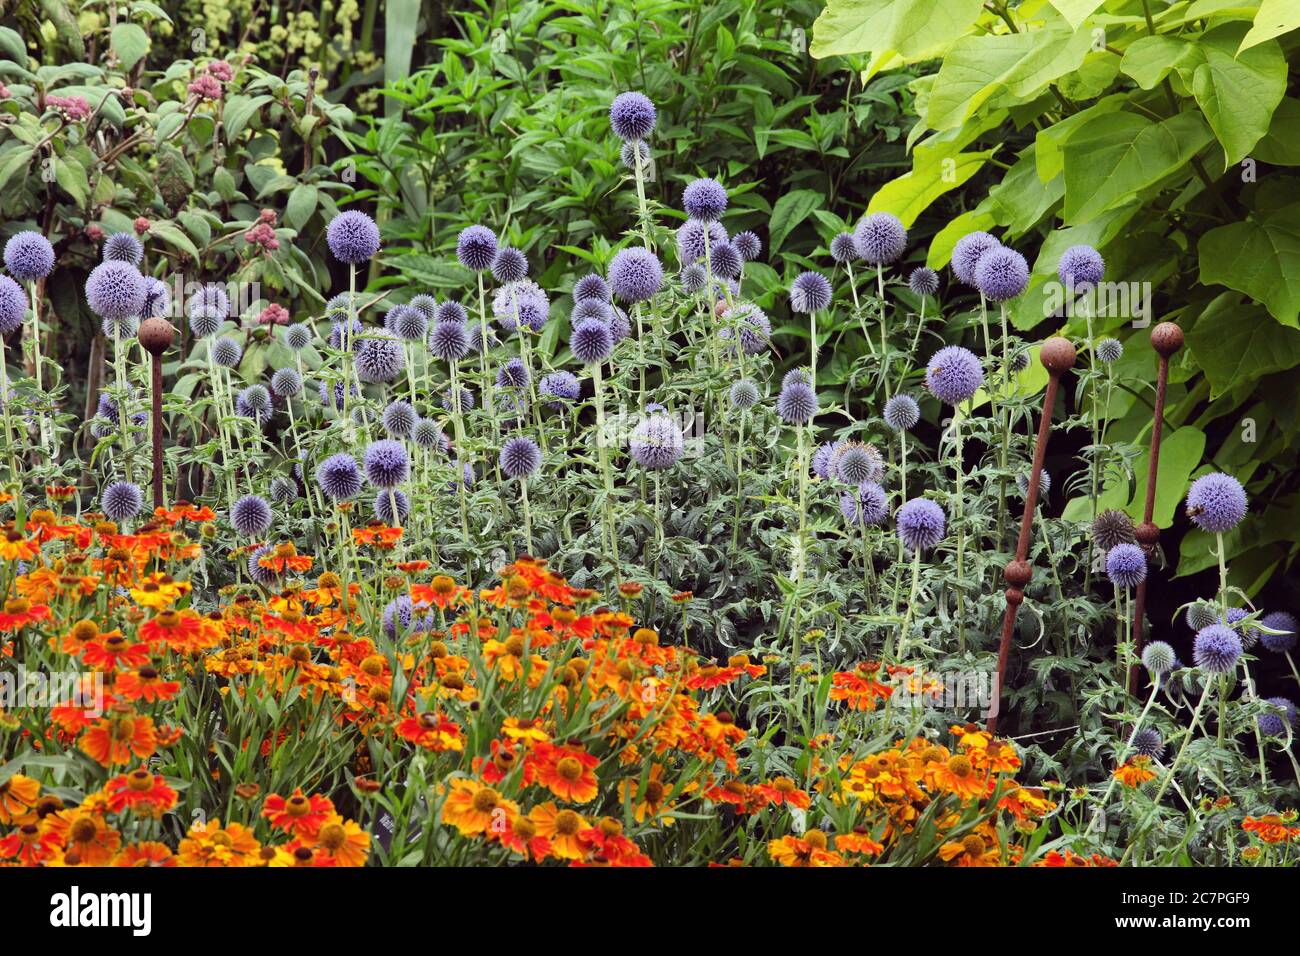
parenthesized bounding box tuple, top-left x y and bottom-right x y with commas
(1239, 0, 1300, 51)
(809, 0, 984, 67)
(1185, 293, 1300, 397)
(1198, 201, 1300, 327)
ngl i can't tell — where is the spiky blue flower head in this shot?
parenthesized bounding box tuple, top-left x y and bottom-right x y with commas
(381, 594, 415, 638)
(571, 317, 614, 364)
(382, 399, 418, 438)
(443, 385, 475, 414)
(926, 345, 984, 405)
(271, 367, 303, 397)
(435, 300, 468, 326)
(456, 225, 498, 272)
(540, 371, 581, 409)
(316, 453, 363, 500)
(318, 380, 359, 412)
(328, 318, 363, 350)
(1016, 469, 1052, 499)
(682, 178, 727, 221)
(514, 296, 549, 333)
(1259, 697, 1298, 737)
(975, 246, 1029, 302)
(375, 489, 411, 526)
(1260, 611, 1298, 653)
(141, 277, 170, 318)
(1131, 728, 1165, 759)
(86, 260, 146, 322)
(284, 323, 313, 352)
(790, 271, 832, 313)
(829, 232, 858, 264)
(1185, 472, 1248, 533)
(782, 368, 811, 389)
(835, 445, 876, 486)
(403, 419, 440, 454)
(230, 494, 273, 536)
(730, 378, 760, 410)
(492, 247, 528, 284)
(631, 412, 685, 470)
(733, 230, 761, 261)
(1096, 337, 1123, 364)
(327, 210, 381, 264)
(719, 302, 771, 357)
(429, 319, 471, 363)
(354, 334, 406, 383)
(1105, 543, 1147, 589)
(883, 394, 920, 433)
(680, 264, 707, 295)
(499, 436, 542, 479)
(676, 219, 728, 264)
(897, 498, 946, 551)
(100, 314, 138, 340)
(1142, 640, 1177, 676)
(854, 212, 907, 266)
(573, 273, 610, 304)
(776, 380, 818, 425)
(608, 247, 663, 304)
(211, 336, 243, 369)
(325, 291, 359, 319)
(1223, 607, 1260, 650)
(951, 232, 1000, 286)
(572, 299, 613, 327)
(243, 544, 280, 588)
(0, 276, 27, 335)
(364, 439, 410, 488)
(1193, 624, 1242, 674)
(268, 476, 298, 505)
(103, 231, 144, 265)
(811, 441, 839, 479)
(386, 304, 428, 342)
(4, 230, 55, 280)
(409, 294, 438, 322)
(609, 91, 656, 140)
(710, 241, 743, 280)
(620, 139, 652, 170)
(841, 482, 888, 527)
(101, 481, 144, 522)
(908, 267, 939, 297)
(1058, 244, 1105, 291)
(496, 357, 530, 390)
(237, 385, 272, 425)
(1186, 602, 1219, 631)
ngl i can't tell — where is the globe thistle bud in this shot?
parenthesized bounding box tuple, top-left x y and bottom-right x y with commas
(926, 346, 984, 405)
(499, 436, 542, 479)
(354, 335, 406, 383)
(408, 294, 438, 323)
(1258, 697, 1298, 737)
(630, 412, 685, 470)
(733, 230, 761, 261)
(0, 277, 27, 335)
(316, 453, 363, 500)
(141, 278, 171, 319)
(364, 439, 410, 488)
(897, 498, 946, 551)
(1260, 611, 1298, 654)
(608, 247, 663, 303)
(1009, 351, 1030, 374)
(883, 394, 920, 432)
(1015, 469, 1051, 499)
(435, 300, 469, 326)
(329, 318, 363, 350)
(951, 231, 1000, 286)
(540, 371, 580, 409)
(429, 319, 471, 363)
(710, 241, 743, 280)
(829, 232, 858, 264)
(86, 261, 146, 322)
(101, 480, 143, 521)
(609, 91, 656, 141)
(237, 385, 272, 425)
(456, 225, 498, 272)
(230, 494, 273, 537)
(1131, 728, 1165, 759)
(245, 545, 282, 588)
(682, 178, 727, 221)
(1105, 543, 1147, 588)
(284, 323, 313, 352)
(1185, 472, 1248, 533)
(776, 381, 818, 425)
(908, 267, 939, 297)
(789, 271, 832, 313)
(572, 299, 613, 327)
(782, 368, 812, 389)
(854, 212, 907, 266)
(496, 356, 530, 390)
(680, 264, 707, 295)
(1142, 640, 1177, 675)
(211, 336, 243, 369)
(386, 304, 428, 342)
(270, 476, 298, 504)
(811, 441, 839, 479)
(325, 291, 358, 319)
(620, 139, 651, 170)
(570, 317, 614, 364)
(730, 378, 760, 410)
(719, 302, 771, 357)
(1058, 244, 1105, 291)
(492, 247, 528, 284)
(443, 386, 475, 414)
(374, 489, 410, 525)
(676, 219, 727, 264)
(382, 399, 418, 438)
(836, 445, 877, 485)
(4, 231, 55, 281)
(1186, 602, 1219, 632)
(271, 367, 303, 397)
(327, 210, 381, 264)
(103, 232, 144, 265)
(1193, 624, 1242, 674)
(1092, 508, 1136, 551)
(841, 482, 888, 527)
(974, 246, 1029, 302)
(1096, 337, 1123, 364)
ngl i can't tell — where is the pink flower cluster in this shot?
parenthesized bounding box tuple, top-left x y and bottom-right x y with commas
(208, 60, 234, 83)
(187, 74, 222, 101)
(257, 304, 290, 326)
(244, 222, 279, 253)
(47, 95, 91, 122)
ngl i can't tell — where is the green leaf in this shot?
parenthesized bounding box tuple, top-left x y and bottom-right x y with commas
(1185, 293, 1300, 397)
(54, 153, 89, 207)
(1048, 0, 1105, 28)
(0, 145, 33, 194)
(1198, 201, 1300, 327)
(926, 204, 996, 270)
(0, 26, 27, 63)
(1119, 35, 1203, 91)
(150, 220, 200, 261)
(1254, 97, 1300, 166)
(867, 148, 992, 227)
(1239, 0, 1300, 51)
(110, 22, 150, 71)
(809, 0, 984, 67)
(766, 189, 822, 255)
(1191, 25, 1287, 168)
(285, 183, 318, 231)
(223, 94, 272, 141)
(1061, 111, 1212, 224)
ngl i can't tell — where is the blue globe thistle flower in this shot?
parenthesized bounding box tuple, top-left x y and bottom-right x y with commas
(325, 291, 359, 318)
(382, 399, 417, 438)
(975, 246, 1029, 302)
(492, 247, 528, 284)
(1016, 470, 1052, 500)
(572, 299, 613, 327)
(429, 319, 471, 363)
(776, 380, 818, 425)
(1096, 337, 1123, 363)
(680, 264, 707, 295)
(0, 276, 27, 335)
(1185, 472, 1248, 533)
(316, 453, 363, 500)
(730, 379, 760, 410)
(854, 212, 907, 266)
(491, 280, 549, 333)
(237, 384, 272, 425)
(496, 356, 530, 389)
(1058, 244, 1105, 291)
(1142, 641, 1177, 675)
(409, 294, 438, 322)
(4, 230, 55, 280)
(103, 232, 144, 266)
(811, 441, 839, 479)
(620, 139, 651, 170)
(676, 219, 728, 264)
(908, 267, 939, 297)
(836, 445, 877, 485)
(386, 304, 428, 342)
(141, 277, 170, 318)
(411, 418, 448, 452)
(443, 385, 475, 414)
(571, 317, 614, 364)
(790, 271, 832, 313)
(1258, 697, 1298, 737)
(1185, 602, 1219, 632)
(630, 412, 685, 470)
(782, 368, 811, 389)
(435, 300, 468, 325)
(682, 178, 727, 221)
(1106, 543, 1147, 588)
(375, 489, 411, 526)
(1193, 624, 1242, 673)
(609, 91, 656, 141)
(327, 210, 381, 264)
(319, 380, 360, 412)
(718, 303, 771, 357)
(951, 232, 1001, 286)
(1131, 728, 1165, 759)
(364, 439, 410, 488)
(540, 371, 580, 409)
(243, 545, 281, 588)
(733, 230, 761, 261)
(269, 476, 298, 504)
(897, 498, 946, 551)
(328, 318, 363, 350)
(271, 367, 303, 397)
(499, 436, 542, 479)
(211, 336, 243, 369)
(382, 595, 414, 638)
(841, 482, 888, 527)
(883, 394, 920, 432)
(710, 241, 743, 280)
(827, 233, 857, 264)
(101, 314, 139, 340)
(101, 481, 144, 522)
(926, 346, 984, 405)
(573, 273, 610, 304)
(354, 334, 406, 383)
(456, 225, 498, 272)
(285, 323, 313, 352)
(86, 260, 146, 321)
(1260, 611, 1298, 653)
(514, 297, 549, 333)
(230, 494, 273, 536)
(608, 247, 663, 304)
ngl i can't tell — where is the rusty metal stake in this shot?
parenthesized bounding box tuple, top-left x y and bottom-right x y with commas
(988, 336, 1076, 734)
(1128, 321, 1183, 695)
(138, 318, 176, 510)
